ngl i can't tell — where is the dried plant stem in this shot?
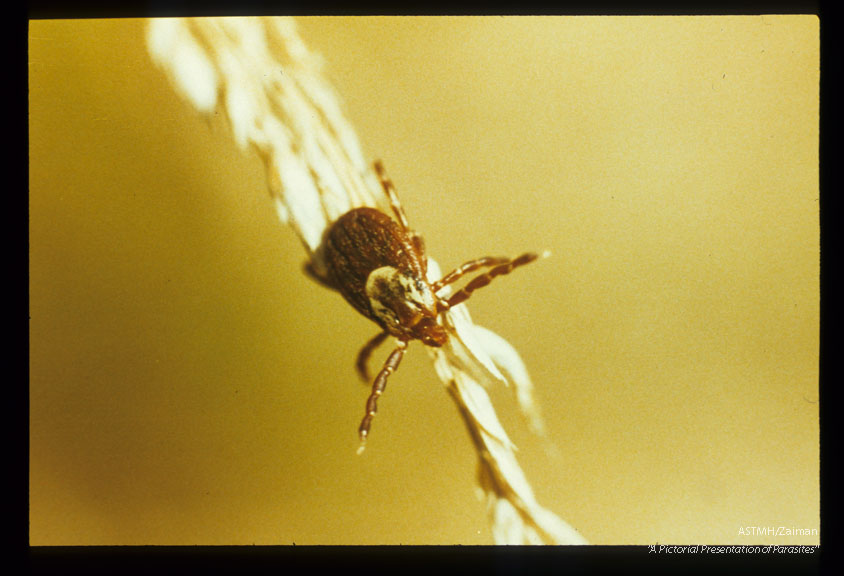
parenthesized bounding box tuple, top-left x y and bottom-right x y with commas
(147, 16, 586, 545)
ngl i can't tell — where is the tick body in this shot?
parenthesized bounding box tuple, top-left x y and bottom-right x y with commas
(310, 161, 539, 448)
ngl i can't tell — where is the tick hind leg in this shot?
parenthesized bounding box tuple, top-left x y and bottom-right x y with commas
(444, 252, 540, 309)
(358, 340, 408, 450)
(373, 161, 426, 259)
(374, 161, 411, 231)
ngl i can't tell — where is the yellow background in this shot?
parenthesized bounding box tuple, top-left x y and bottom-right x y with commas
(29, 16, 819, 545)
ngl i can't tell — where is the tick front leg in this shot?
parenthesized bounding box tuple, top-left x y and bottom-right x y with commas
(358, 340, 408, 449)
(445, 253, 540, 308)
(356, 331, 389, 383)
(431, 256, 512, 293)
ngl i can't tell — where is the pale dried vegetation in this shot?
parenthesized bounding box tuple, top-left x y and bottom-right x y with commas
(147, 16, 586, 545)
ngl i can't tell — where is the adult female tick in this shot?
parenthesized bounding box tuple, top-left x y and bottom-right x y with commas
(308, 161, 539, 448)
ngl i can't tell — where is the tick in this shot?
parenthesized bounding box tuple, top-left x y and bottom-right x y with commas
(308, 161, 539, 448)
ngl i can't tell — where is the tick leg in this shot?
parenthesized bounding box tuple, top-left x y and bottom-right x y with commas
(356, 331, 389, 383)
(445, 253, 539, 308)
(303, 260, 337, 290)
(358, 340, 408, 445)
(374, 160, 411, 232)
(374, 161, 427, 268)
(431, 256, 512, 293)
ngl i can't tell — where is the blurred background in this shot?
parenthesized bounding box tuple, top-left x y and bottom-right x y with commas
(29, 16, 818, 545)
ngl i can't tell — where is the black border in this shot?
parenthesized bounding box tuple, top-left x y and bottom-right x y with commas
(28, 544, 822, 574)
(26, 0, 824, 19)
(24, 2, 831, 574)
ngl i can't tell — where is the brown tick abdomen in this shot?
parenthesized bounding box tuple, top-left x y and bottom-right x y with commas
(323, 208, 425, 320)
